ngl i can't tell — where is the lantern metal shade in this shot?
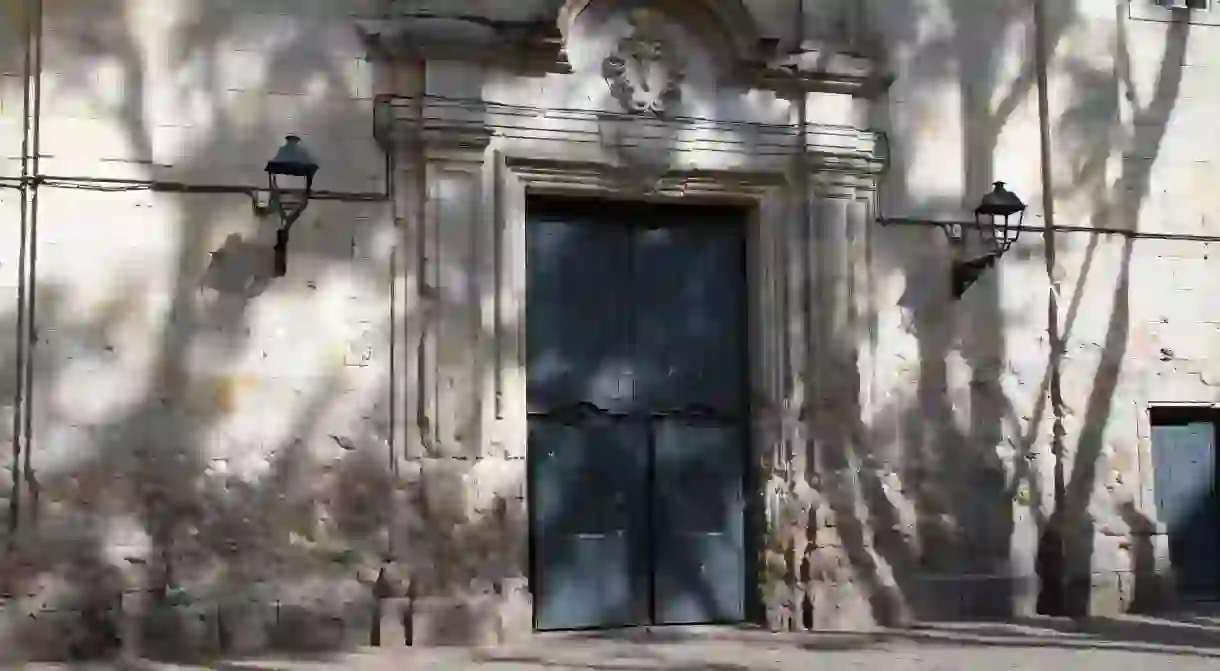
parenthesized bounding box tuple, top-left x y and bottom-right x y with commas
(975, 181, 1026, 217)
(974, 181, 1026, 254)
(265, 135, 319, 179)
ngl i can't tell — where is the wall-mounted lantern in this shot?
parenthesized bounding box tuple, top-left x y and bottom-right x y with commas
(944, 181, 1027, 298)
(265, 135, 319, 277)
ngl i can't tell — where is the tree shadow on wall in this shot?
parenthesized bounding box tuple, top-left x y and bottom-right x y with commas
(1050, 9, 1191, 619)
(0, 0, 405, 664)
(813, 0, 1194, 631)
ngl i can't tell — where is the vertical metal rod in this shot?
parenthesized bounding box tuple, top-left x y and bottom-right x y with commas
(22, 0, 45, 526)
(8, 0, 35, 547)
(1032, 0, 1067, 611)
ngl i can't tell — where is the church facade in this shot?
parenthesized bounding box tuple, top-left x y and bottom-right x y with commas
(2, 0, 1219, 659)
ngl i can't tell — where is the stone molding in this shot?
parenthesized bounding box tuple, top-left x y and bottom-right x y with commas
(374, 95, 887, 178)
(356, 2, 891, 97)
(384, 91, 883, 634)
(557, 0, 766, 72)
(355, 15, 571, 76)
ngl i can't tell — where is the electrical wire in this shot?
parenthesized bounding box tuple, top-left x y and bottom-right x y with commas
(0, 174, 387, 200)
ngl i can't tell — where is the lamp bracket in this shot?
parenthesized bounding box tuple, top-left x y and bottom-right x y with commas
(951, 253, 999, 299)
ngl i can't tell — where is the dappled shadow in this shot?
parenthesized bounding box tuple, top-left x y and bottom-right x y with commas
(0, 0, 1207, 663)
(202, 233, 276, 302)
(482, 659, 753, 671)
(0, 0, 398, 664)
(797, 622, 1220, 659)
(478, 618, 1220, 665)
(1054, 9, 1190, 618)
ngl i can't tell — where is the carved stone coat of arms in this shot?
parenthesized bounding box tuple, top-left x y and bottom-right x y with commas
(601, 9, 685, 116)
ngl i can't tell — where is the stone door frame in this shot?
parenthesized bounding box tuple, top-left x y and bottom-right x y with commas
(375, 88, 885, 641)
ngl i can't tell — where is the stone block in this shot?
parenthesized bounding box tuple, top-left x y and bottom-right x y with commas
(421, 458, 475, 524)
(470, 457, 525, 513)
(907, 575, 963, 621)
(765, 603, 794, 633)
(1117, 570, 1136, 612)
(809, 579, 877, 631)
(399, 459, 424, 487)
(410, 595, 500, 647)
(269, 577, 375, 652)
(217, 600, 275, 656)
(1087, 571, 1124, 616)
(268, 598, 373, 653)
(1092, 535, 1131, 573)
(498, 578, 533, 643)
(3, 609, 91, 662)
(1011, 573, 1041, 617)
(378, 562, 413, 599)
(377, 597, 411, 648)
(1130, 568, 1177, 613)
(500, 496, 530, 579)
(501, 418, 529, 459)
(958, 576, 1017, 619)
(142, 603, 221, 662)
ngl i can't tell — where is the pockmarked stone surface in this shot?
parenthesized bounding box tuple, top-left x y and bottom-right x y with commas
(2, 0, 1219, 658)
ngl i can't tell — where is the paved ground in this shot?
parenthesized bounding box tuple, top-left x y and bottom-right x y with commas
(22, 616, 1220, 670)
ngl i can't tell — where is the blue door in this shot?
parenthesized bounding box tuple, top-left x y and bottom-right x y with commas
(633, 222, 747, 625)
(527, 200, 747, 630)
(530, 416, 649, 629)
(1151, 415, 1220, 598)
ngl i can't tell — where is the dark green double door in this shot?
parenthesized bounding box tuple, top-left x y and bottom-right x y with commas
(526, 199, 748, 631)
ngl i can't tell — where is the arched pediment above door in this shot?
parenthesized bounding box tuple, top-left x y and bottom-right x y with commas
(356, 0, 890, 101)
(556, 0, 769, 82)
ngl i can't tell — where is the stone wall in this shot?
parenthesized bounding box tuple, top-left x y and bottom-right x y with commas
(0, 0, 1215, 662)
(1041, 0, 1218, 615)
(0, 0, 399, 661)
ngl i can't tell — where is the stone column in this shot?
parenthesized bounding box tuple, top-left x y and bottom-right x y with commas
(389, 119, 530, 646)
(804, 173, 911, 630)
(755, 178, 809, 632)
(806, 181, 860, 629)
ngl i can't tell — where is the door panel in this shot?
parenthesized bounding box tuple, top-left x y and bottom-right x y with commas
(527, 200, 748, 631)
(530, 418, 649, 630)
(631, 221, 746, 414)
(652, 419, 745, 624)
(527, 214, 633, 415)
(1152, 420, 1220, 597)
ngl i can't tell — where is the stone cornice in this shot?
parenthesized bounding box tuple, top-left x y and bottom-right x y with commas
(355, 14, 571, 75)
(374, 95, 887, 176)
(503, 156, 788, 200)
(354, 14, 891, 97)
(758, 44, 894, 99)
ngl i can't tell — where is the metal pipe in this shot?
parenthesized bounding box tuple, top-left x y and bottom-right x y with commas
(7, 0, 35, 547)
(22, 0, 43, 526)
(1033, 0, 1068, 618)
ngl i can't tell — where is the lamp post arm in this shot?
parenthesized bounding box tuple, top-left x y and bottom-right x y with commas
(279, 198, 309, 233)
(272, 199, 310, 277)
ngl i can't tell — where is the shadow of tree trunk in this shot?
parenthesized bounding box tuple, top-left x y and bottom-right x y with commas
(1056, 13, 1190, 617)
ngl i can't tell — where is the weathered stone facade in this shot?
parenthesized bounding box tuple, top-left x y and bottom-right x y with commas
(0, 0, 1215, 662)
